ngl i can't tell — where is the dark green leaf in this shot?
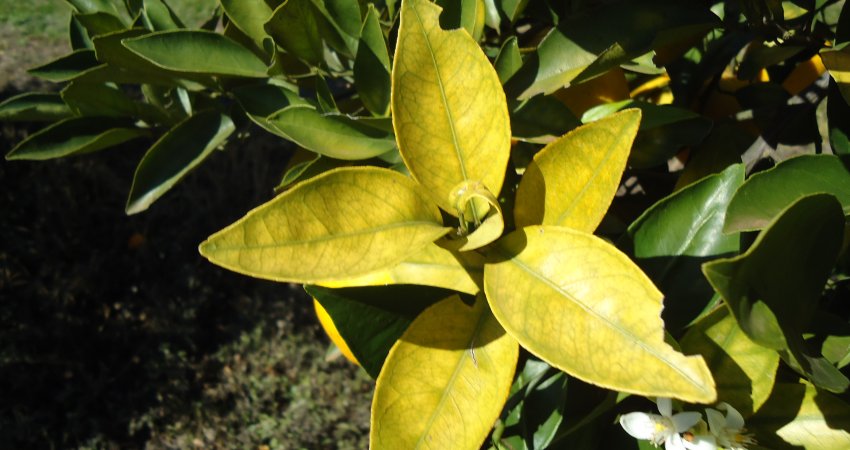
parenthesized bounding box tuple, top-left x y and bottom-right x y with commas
(142, 0, 185, 30)
(495, 36, 522, 84)
(66, 0, 132, 25)
(627, 164, 744, 331)
(28, 49, 100, 82)
(0, 93, 73, 122)
(6, 117, 146, 161)
(122, 30, 269, 77)
(725, 154, 850, 233)
(510, 96, 580, 143)
(265, 0, 325, 65)
(74, 11, 126, 37)
(69, 14, 94, 49)
(220, 0, 273, 49)
(354, 5, 391, 116)
(436, 0, 485, 40)
(306, 284, 451, 378)
(704, 194, 847, 391)
(61, 82, 167, 123)
(828, 79, 850, 155)
(126, 111, 234, 214)
(231, 82, 309, 133)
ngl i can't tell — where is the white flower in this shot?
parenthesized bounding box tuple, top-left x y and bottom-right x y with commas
(705, 402, 755, 450)
(620, 398, 703, 450)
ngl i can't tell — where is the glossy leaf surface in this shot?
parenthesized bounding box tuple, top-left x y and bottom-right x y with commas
(626, 164, 744, 331)
(485, 226, 716, 403)
(725, 154, 850, 233)
(318, 242, 484, 295)
(0, 93, 72, 122)
(6, 117, 145, 161)
(514, 109, 640, 232)
(265, 0, 324, 65)
(122, 30, 269, 77)
(200, 167, 449, 283)
(126, 111, 235, 214)
(392, 0, 510, 214)
(28, 49, 99, 82)
(371, 296, 519, 450)
(220, 0, 273, 49)
(680, 308, 779, 416)
(266, 106, 396, 160)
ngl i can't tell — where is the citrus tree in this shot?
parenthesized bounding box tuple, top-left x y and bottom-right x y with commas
(4, 0, 850, 448)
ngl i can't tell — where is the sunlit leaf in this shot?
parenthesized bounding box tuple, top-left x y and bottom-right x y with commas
(485, 226, 716, 403)
(514, 109, 640, 232)
(680, 308, 779, 416)
(6, 117, 146, 161)
(626, 164, 744, 331)
(122, 30, 269, 77)
(371, 295, 519, 450)
(749, 382, 850, 449)
(393, 0, 511, 215)
(200, 167, 450, 284)
(142, 0, 185, 31)
(724, 154, 850, 233)
(319, 241, 484, 294)
(126, 111, 235, 214)
(494, 36, 521, 84)
(220, 0, 273, 49)
(266, 106, 397, 160)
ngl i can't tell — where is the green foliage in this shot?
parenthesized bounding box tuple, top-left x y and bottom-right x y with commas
(6, 0, 850, 448)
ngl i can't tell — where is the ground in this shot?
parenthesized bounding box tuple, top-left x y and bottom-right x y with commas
(0, 1, 373, 448)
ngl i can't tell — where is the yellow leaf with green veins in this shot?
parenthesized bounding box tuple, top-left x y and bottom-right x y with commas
(392, 0, 511, 215)
(514, 109, 640, 231)
(317, 242, 484, 295)
(484, 226, 716, 404)
(199, 167, 449, 284)
(371, 295, 519, 450)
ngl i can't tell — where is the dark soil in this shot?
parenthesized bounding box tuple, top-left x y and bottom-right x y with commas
(0, 116, 373, 449)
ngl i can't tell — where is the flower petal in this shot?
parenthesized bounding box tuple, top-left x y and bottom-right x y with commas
(620, 412, 667, 441)
(718, 402, 745, 430)
(705, 408, 725, 434)
(657, 397, 673, 417)
(665, 432, 689, 450)
(683, 434, 717, 450)
(671, 411, 702, 433)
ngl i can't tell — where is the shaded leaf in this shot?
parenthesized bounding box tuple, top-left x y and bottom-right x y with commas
(264, 0, 324, 65)
(371, 296, 519, 450)
(200, 167, 449, 283)
(0, 93, 72, 122)
(61, 82, 167, 123)
(393, 0, 511, 215)
(231, 82, 309, 133)
(126, 111, 234, 214)
(485, 226, 716, 403)
(142, 0, 186, 31)
(28, 49, 99, 82)
(220, 0, 274, 50)
(514, 109, 640, 232)
(6, 117, 146, 161)
(626, 164, 744, 331)
(354, 4, 391, 116)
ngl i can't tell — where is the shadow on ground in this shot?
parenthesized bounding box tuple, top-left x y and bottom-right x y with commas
(0, 116, 372, 449)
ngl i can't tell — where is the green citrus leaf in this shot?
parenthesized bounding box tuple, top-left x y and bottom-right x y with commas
(494, 36, 522, 84)
(354, 4, 391, 116)
(704, 194, 847, 392)
(265, 0, 324, 65)
(317, 241, 484, 295)
(724, 154, 850, 233)
(231, 82, 309, 134)
(6, 117, 146, 161)
(485, 226, 716, 403)
(122, 30, 269, 77)
(28, 49, 100, 82)
(220, 0, 274, 49)
(266, 105, 397, 160)
(126, 111, 235, 214)
(392, 0, 511, 215)
(436, 0, 486, 41)
(73, 11, 126, 37)
(823, 44, 850, 105)
(514, 109, 640, 232)
(749, 382, 850, 449)
(141, 0, 185, 31)
(371, 295, 519, 450)
(626, 164, 744, 331)
(680, 308, 779, 416)
(0, 93, 72, 122)
(307, 284, 452, 378)
(61, 81, 167, 123)
(200, 167, 449, 284)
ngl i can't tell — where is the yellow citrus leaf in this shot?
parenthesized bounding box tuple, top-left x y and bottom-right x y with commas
(484, 226, 716, 404)
(317, 242, 484, 295)
(200, 167, 449, 284)
(680, 308, 779, 416)
(514, 109, 641, 232)
(822, 45, 850, 104)
(392, 0, 511, 215)
(314, 298, 359, 365)
(371, 295, 519, 450)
